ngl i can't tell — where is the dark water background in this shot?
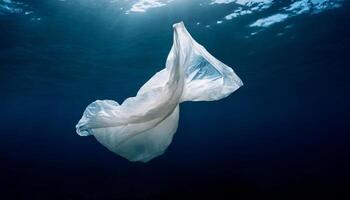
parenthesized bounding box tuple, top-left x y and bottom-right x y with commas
(1, 0, 350, 199)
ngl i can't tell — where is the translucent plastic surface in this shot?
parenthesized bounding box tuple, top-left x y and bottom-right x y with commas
(76, 22, 243, 162)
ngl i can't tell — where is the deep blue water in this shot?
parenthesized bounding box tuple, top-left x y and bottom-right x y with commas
(1, 0, 350, 199)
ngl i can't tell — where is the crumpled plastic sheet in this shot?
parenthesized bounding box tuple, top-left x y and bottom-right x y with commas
(76, 22, 243, 162)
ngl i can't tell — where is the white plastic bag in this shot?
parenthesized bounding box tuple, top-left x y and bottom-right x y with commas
(76, 22, 243, 162)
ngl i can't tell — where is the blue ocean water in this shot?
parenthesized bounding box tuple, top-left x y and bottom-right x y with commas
(1, 0, 350, 199)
